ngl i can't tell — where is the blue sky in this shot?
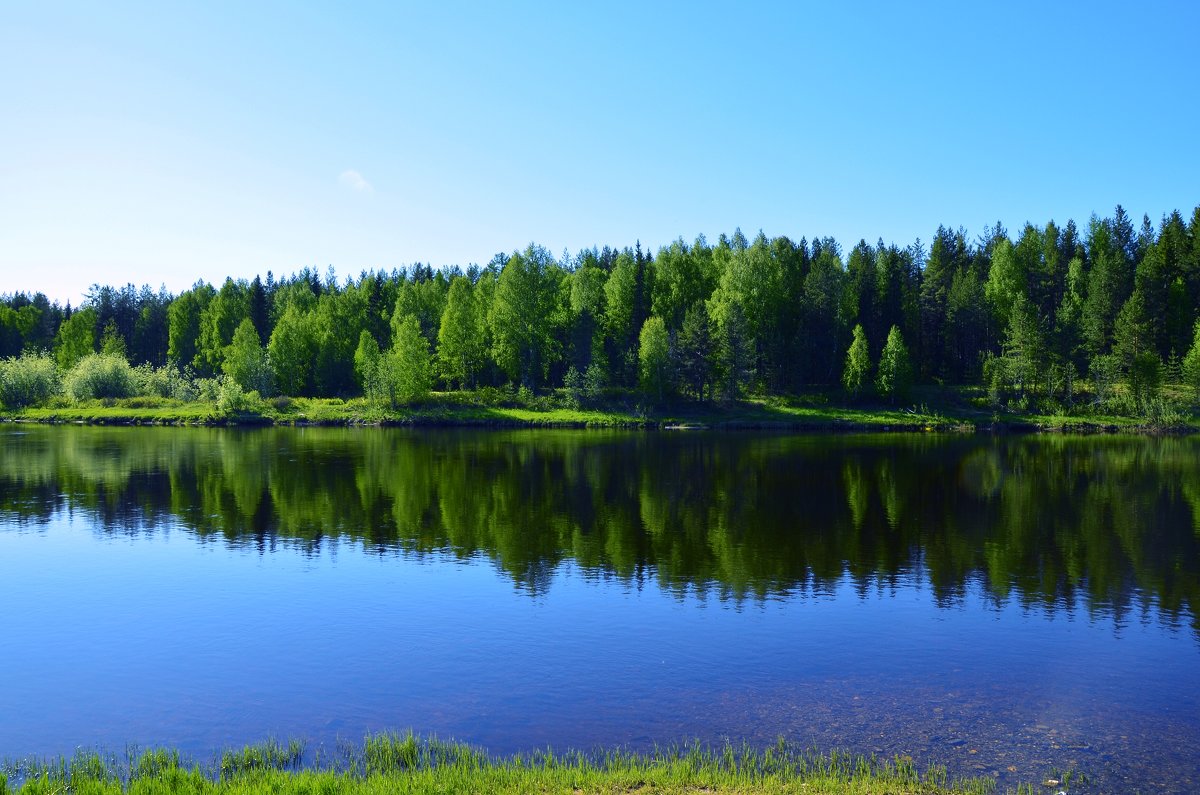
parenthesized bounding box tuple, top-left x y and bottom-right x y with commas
(2, 1, 1198, 305)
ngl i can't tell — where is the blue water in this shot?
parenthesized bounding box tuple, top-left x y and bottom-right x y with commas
(0, 427, 1197, 792)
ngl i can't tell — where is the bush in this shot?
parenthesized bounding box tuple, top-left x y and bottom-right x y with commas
(215, 377, 265, 414)
(195, 377, 223, 402)
(63, 354, 136, 401)
(132, 363, 199, 401)
(0, 352, 60, 409)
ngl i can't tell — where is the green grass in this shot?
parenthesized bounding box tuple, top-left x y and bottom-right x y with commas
(0, 733, 1042, 794)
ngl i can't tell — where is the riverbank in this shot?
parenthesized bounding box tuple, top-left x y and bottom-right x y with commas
(0, 735, 1035, 794)
(1, 388, 1193, 433)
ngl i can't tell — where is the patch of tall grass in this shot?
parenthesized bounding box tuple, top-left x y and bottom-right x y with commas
(0, 733, 1038, 794)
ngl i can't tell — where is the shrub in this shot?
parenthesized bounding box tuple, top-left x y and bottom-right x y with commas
(132, 363, 199, 401)
(0, 352, 60, 409)
(216, 377, 265, 414)
(63, 354, 137, 401)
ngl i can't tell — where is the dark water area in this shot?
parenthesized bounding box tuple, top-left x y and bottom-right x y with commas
(0, 426, 1197, 792)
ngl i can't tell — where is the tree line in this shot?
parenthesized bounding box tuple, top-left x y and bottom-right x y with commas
(3, 203, 1200, 412)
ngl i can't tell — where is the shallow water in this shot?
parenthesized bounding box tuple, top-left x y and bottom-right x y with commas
(0, 426, 1196, 792)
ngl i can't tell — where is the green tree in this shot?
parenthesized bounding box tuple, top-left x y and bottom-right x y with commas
(354, 329, 383, 399)
(1182, 320, 1200, 401)
(268, 304, 316, 396)
(637, 316, 672, 403)
(54, 306, 97, 369)
(437, 276, 483, 390)
(568, 263, 607, 375)
(603, 250, 640, 385)
(676, 300, 714, 400)
(715, 298, 753, 400)
(223, 318, 274, 395)
(1112, 289, 1152, 370)
(876, 325, 913, 404)
(1001, 294, 1046, 397)
(490, 247, 563, 389)
(197, 278, 249, 375)
(385, 315, 434, 405)
(842, 324, 872, 397)
(167, 282, 214, 370)
(99, 320, 127, 358)
(311, 289, 367, 396)
(801, 244, 846, 385)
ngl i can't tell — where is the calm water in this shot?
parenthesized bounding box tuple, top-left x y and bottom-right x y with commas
(0, 426, 1197, 792)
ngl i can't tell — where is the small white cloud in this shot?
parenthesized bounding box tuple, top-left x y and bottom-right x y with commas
(339, 169, 372, 192)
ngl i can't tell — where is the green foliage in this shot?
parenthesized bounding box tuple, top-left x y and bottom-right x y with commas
(268, 305, 316, 396)
(714, 298, 754, 400)
(1088, 353, 1121, 406)
(354, 329, 383, 398)
(584, 361, 606, 399)
(490, 247, 563, 389)
(12, 203, 1200, 422)
(132, 363, 198, 401)
(637, 316, 672, 402)
(198, 278, 250, 374)
(437, 276, 483, 389)
(562, 365, 585, 406)
(1113, 288, 1152, 368)
(63, 353, 137, 401)
(99, 320, 126, 357)
(677, 300, 714, 400)
(842, 324, 871, 397)
(223, 318, 275, 396)
(54, 306, 97, 369)
(0, 302, 42, 357)
(0, 352, 59, 409)
(604, 251, 640, 384)
(215, 377, 265, 415)
(1182, 320, 1200, 399)
(383, 315, 434, 405)
(876, 326, 912, 403)
(1127, 351, 1163, 413)
(167, 282, 214, 370)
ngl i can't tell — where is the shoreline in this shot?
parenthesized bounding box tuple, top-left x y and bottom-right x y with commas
(0, 402, 1189, 435)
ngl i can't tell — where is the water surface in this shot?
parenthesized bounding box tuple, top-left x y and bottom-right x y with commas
(0, 426, 1196, 792)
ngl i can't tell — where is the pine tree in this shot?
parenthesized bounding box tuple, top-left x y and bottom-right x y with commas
(677, 300, 714, 400)
(715, 299, 753, 400)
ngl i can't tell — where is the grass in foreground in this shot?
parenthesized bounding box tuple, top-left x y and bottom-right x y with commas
(0, 733, 1051, 795)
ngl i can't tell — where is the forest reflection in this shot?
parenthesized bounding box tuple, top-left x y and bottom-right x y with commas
(2, 426, 1197, 634)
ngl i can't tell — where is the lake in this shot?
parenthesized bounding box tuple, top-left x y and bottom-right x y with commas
(0, 426, 1196, 792)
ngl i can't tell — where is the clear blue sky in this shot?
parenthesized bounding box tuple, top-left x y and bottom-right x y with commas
(3, 1, 1198, 306)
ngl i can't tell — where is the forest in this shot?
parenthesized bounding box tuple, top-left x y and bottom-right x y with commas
(3, 204, 1200, 418)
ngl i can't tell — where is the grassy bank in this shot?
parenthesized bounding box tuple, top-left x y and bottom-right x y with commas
(2, 386, 1195, 433)
(1, 733, 1047, 795)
